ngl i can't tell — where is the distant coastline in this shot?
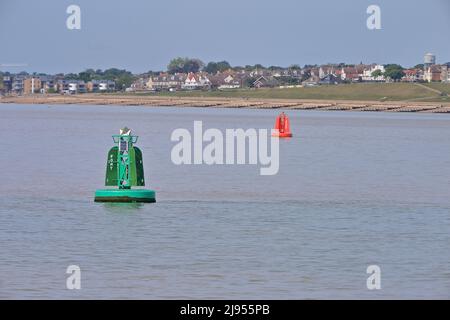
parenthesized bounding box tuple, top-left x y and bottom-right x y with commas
(2, 92, 450, 113)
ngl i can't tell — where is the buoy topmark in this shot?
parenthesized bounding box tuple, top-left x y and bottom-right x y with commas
(94, 127, 156, 203)
(272, 112, 293, 138)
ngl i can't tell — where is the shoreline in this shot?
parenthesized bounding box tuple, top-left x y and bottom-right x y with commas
(1, 94, 450, 113)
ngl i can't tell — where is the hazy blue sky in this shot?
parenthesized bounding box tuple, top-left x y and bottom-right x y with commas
(1, 0, 449, 73)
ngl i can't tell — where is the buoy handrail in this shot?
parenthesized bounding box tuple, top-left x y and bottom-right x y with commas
(112, 135, 139, 143)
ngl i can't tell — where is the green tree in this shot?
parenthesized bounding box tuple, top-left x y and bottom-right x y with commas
(102, 68, 131, 80)
(168, 57, 187, 73)
(64, 73, 79, 80)
(244, 64, 265, 71)
(204, 60, 231, 74)
(216, 61, 231, 72)
(183, 58, 204, 73)
(168, 57, 204, 74)
(371, 69, 383, 78)
(78, 71, 92, 82)
(384, 64, 405, 81)
(204, 62, 219, 74)
(116, 74, 136, 91)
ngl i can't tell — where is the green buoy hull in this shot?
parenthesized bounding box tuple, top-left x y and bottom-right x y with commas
(94, 189, 156, 203)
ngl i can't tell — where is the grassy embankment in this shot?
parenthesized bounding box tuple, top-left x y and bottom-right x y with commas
(128, 83, 450, 103)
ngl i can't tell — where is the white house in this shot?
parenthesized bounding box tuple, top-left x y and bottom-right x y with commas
(219, 75, 241, 89)
(182, 72, 211, 90)
(362, 64, 385, 82)
(319, 66, 337, 78)
(68, 82, 78, 94)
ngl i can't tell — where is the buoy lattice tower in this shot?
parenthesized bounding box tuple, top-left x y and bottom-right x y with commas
(94, 127, 156, 203)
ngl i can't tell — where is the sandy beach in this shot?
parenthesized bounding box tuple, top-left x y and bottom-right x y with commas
(2, 94, 450, 113)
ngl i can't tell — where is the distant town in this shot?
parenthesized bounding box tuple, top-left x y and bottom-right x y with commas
(1, 53, 449, 96)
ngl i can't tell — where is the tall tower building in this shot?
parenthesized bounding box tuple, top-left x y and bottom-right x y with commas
(424, 53, 436, 68)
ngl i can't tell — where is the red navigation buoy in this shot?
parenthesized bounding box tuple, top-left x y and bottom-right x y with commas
(272, 112, 293, 138)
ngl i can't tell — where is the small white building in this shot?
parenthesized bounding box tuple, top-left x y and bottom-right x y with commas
(65, 80, 86, 94)
(182, 73, 211, 90)
(219, 75, 241, 89)
(362, 64, 385, 82)
(68, 82, 78, 93)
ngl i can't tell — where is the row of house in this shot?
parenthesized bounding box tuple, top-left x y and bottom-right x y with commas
(310, 64, 450, 84)
(127, 62, 449, 93)
(2, 75, 116, 95)
(304, 63, 450, 85)
(2, 60, 449, 96)
(127, 65, 372, 92)
(423, 64, 450, 82)
(297, 63, 450, 86)
(57, 79, 116, 94)
(130, 70, 298, 92)
(131, 72, 241, 92)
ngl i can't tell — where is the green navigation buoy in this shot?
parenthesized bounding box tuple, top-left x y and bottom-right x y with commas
(94, 127, 156, 203)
